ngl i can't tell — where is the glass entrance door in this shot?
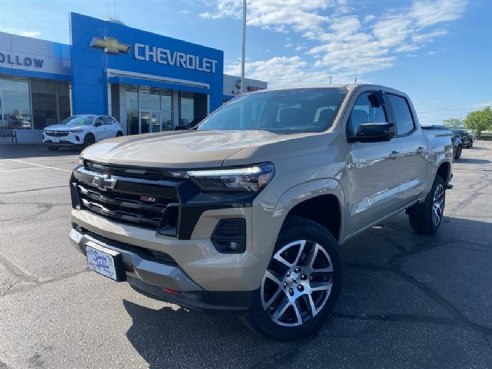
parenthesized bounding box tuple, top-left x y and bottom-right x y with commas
(139, 110, 161, 134)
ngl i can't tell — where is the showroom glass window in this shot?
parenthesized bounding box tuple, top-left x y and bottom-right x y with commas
(179, 92, 207, 126)
(0, 77, 31, 129)
(161, 89, 172, 131)
(180, 92, 194, 125)
(126, 86, 139, 135)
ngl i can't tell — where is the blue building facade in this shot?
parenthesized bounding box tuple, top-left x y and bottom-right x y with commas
(1, 12, 250, 143)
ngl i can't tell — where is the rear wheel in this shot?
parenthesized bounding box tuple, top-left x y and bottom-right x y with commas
(83, 134, 95, 148)
(408, 175, 446, 234)
(116, 131, 123, 137)
(245, 216, 342, 340)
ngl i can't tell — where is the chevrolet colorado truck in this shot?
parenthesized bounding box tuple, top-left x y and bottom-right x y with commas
(69, 85, 453, 340)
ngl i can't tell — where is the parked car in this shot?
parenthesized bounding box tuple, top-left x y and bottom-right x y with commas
(451, 129, 473, 148)
(422, 125, 461, 160)
(42, 115, 124, 151)
(70, 85, 453, 340)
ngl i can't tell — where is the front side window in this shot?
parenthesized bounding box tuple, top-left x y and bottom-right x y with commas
(388, 94, 415, 135)
(198, 88, 347, 133)
(347, 92, 388, 137)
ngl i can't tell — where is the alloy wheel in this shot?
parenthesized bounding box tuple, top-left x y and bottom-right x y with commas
(261, 240, 334, 327)
(432, 183, 445, 226)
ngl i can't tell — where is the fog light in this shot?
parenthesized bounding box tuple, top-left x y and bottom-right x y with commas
(211, 219, 246, 253)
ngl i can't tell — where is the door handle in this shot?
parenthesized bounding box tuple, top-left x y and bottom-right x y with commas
(389, 151, 400, 160)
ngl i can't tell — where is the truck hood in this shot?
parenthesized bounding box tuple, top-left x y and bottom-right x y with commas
(81, 130, 317, 168)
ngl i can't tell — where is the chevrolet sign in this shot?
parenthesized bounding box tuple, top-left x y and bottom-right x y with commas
(89, 37, 130, 54)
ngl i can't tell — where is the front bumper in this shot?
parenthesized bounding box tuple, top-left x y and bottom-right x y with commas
(70, 227, 253, 311)
(42, 132, 83, 146)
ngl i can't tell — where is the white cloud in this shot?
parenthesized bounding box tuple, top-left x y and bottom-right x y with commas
(179, 9, 191, 15)
(474, 101, 492, 109)
(410, 0, 467, 28)
(225, 56, 355, 88)
(204, 0, 467, 85)
(201, 0, 331, 37)
(2, 28, 41, 38)
(20, 31, 41, 37)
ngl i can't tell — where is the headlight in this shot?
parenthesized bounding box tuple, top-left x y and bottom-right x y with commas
(186, 163, 275, 192)
(70, 130, 84, 134)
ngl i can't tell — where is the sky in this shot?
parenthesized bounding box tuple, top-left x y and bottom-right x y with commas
(0, 0, 491, 124)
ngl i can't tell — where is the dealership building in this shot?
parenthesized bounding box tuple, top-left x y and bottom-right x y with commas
(0, 13, 266, 143)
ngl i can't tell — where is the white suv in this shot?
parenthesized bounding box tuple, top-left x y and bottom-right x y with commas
(42, 115, 124, 151)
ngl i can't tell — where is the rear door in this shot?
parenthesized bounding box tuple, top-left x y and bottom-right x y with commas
(102, 116, 118, 138)
(92, 116, 106, 141)
(385, 93, 429, 207)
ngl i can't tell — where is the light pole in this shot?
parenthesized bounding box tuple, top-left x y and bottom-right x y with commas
(241, 0, 247, 94)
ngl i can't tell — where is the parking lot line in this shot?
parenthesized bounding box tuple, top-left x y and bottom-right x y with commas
(0, 158, 72, 173)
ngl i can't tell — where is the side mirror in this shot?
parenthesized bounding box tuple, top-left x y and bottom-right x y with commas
(348, 122, 396, 143)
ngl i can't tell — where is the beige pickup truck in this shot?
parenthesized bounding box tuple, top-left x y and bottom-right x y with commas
(69, 84, 453, 340)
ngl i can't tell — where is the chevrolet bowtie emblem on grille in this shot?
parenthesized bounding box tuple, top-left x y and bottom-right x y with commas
(89, 37, 130, 54)
(92, 173, 117, 191)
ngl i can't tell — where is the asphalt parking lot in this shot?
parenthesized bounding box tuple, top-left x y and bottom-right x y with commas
(0, 143, 491, 369)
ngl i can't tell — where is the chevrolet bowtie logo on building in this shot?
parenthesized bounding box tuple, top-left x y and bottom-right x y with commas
(89, 37, 130, 54)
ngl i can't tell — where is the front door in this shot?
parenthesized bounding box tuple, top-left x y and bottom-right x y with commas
(344, 90, 403, 235)
(139, 111, 161, 134)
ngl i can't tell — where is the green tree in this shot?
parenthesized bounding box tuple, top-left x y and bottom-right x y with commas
(464, 106, 492, 139)
(443, 118, 464, 128)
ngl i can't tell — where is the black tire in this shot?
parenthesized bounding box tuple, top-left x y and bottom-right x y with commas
(244, 216, 343, 340)
(47, 145, 59, 151)
(83, 134, 95, 148)
(116, 131, 123, 137)
(454, 145, 462, 160)
(408, 175, 446, 234)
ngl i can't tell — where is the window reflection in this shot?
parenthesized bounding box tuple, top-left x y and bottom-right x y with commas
(0, 77, 31, 129)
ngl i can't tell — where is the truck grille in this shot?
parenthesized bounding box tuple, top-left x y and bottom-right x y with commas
(45, 130, 69, 137)
(84, 160, 165, 180)
(76, 182, 170, 229)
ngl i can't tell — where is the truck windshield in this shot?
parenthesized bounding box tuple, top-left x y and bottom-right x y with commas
(198, 88, 347, 133)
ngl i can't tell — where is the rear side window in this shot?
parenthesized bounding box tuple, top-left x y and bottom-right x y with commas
(103, 116, 115, 125)
(388, 94, 415, 135)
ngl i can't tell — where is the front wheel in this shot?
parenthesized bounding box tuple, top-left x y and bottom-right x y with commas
(83, 134, 95, 148)
(244, 216, 342, 340)
(408, 175, 446, 234)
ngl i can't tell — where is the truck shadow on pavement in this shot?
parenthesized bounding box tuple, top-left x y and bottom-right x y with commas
(456, 158, 491, 164)
(0, 144, 81, 159)
(123, 213, 492, 369)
